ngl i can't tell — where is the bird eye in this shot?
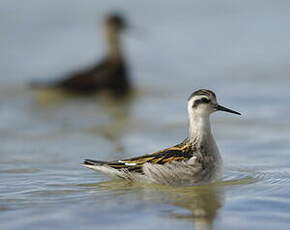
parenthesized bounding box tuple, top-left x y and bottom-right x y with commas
(192, 97, 210, 107)
(200, 98, 210, 103)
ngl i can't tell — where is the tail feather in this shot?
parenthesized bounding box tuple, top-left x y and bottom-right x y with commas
(82, 159, 134, 180)
(83, 159, 109, 166)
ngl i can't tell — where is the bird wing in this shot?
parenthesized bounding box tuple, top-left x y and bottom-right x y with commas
(58, 60, 110, 86)
(83, 142, 193, 174)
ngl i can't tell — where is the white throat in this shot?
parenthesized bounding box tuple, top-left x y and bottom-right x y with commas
(187, 109, 223, 179)
(188, 112, 212, 144)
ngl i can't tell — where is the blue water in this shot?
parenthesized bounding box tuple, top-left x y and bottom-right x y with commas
(1, 0, 290, 229)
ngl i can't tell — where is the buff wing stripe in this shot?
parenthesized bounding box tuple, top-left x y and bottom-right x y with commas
(83, 143, 194, 174)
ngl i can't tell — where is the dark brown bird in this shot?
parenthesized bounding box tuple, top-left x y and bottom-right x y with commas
(31, 13, 131, 97)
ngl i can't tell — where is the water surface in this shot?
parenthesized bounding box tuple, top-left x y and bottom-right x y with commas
(1, 1, 290, 229)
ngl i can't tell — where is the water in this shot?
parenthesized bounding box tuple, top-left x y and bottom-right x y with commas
(1, 0, 290, 229)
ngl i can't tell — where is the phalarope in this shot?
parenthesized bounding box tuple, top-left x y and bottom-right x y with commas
(31, 13, 131, 97)
(82, 89, 241, 186)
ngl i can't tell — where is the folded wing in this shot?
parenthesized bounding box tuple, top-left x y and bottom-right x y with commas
(83, 143, 194, 174)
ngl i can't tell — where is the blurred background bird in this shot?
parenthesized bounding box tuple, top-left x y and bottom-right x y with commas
(30, 13, 131, 98)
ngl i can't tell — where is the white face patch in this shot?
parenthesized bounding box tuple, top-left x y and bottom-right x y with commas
(187, 95, 217, 115)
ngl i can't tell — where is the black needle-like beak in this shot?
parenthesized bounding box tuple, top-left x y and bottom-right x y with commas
(215, 104, 241, 115)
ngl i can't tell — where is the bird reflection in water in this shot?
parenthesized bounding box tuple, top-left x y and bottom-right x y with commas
(89, 180, 224, 230)
(88, 96, 133, 154)
(161, 185, 223, 230)
(29, 12, 135, 153)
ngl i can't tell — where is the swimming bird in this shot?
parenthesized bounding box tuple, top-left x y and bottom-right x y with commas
(82, 89, 241, 186)
(31, 13, 131, 97)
